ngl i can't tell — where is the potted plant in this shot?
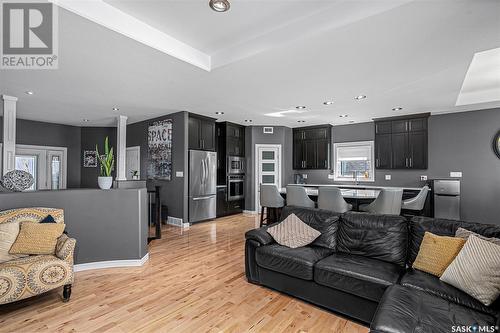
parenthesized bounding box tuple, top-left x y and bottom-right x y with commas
(131, 170, 139, 180)
(96, 136, 114, 190)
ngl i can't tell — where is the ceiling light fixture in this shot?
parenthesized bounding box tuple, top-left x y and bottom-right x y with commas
(25, 91, 34, 95)
(244, 119, 252, 122)
(83, 119, 89, 122)
(354, 95, 366, 100)
(323, 101, 334, 105)
(349, 120, 355, 123)
(296, 106, 306, 109)
(339, 114, 348, 118)
(112, 107, 119, 111)
(297, 120, 306, 123)
(209, 0, 230, 12)
(215, 111, 224, 115)
(392, 107, 403, 111)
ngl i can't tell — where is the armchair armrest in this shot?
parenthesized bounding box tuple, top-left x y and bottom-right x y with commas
(245, 226, 275, 246)
(55, 234, 76, 265)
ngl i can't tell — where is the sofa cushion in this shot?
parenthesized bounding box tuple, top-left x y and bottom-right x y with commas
(314, 253, 402, 302)
(408, 216, 500, 265)
(280, 206, 340, 250)
(0, 222, 27, 263)
(370, 285, 497, 333)
(401, 268, 500, 316)
(337, 212, 408, 267)
(255, 244, 332, 280)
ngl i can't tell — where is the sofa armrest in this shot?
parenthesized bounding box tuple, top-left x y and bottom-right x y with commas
(245, 226, 275, 246)
(55, 234, 76, 265)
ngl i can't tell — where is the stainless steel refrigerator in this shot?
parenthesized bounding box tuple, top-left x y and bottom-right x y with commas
(189, 150, 217, 223)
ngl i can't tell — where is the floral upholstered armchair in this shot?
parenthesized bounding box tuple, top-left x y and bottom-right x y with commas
(0, 208, 76, 305)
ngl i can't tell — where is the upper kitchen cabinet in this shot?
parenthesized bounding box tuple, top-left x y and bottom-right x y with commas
(189, 113, 216, 151)
(293, 125, 332, 170)
(374, 113, 429, 169)
(225, 123, 245, 157)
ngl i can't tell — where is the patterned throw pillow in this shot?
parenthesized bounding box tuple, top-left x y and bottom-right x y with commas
(266, 213, 321, 248)
(441, 235, 500, 306)
(412, 232, 466, 277)
(9, 222, 65, 255)
(0, 222, 28, 263)
(455, 227, 500, 246)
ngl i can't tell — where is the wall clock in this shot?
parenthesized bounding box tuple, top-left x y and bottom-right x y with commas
(493, 130, 500, 159)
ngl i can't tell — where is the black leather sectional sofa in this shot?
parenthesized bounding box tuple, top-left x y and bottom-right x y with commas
(245, 206, 500, 333)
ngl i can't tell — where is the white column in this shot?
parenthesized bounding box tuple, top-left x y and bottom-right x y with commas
(2, 95, 18, 176)
(116, 115, 128, 181)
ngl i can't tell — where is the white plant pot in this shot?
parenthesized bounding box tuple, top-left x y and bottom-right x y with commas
(98, 176, 113, 190)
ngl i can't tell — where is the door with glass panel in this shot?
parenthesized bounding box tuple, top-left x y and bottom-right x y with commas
(255, 144, 282, 212)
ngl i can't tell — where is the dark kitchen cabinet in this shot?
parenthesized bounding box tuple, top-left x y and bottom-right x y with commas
(374, 113, 429, 169)
(293, 125, 332, 170)
(188, 114, 216, 151)
(216, 187, 228, 217)
(226, 124, 245, 157)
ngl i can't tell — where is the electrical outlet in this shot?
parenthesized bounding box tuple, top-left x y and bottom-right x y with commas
(328, 174, 335, 179)
(175, 171, 184, 177)
(302, 174, 308, 179)
(385, 175, 391, 180)
(450, 171, 462, 178)
(420, 175, 427, 181)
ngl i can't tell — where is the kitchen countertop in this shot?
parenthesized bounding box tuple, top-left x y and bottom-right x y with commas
(286, 183, 427, 191)
(280, 187, 380, 199)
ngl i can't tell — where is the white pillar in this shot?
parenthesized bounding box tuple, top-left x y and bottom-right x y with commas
(2, 95, 18, 176)
(116, 115, 128, 181)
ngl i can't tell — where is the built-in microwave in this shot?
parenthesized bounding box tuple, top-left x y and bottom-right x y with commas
(227, 156, 245, 174)
(228, 175, 245, 201)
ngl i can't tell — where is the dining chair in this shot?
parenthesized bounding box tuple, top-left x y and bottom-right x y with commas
(260, 184, 285, 227)
(286, 186, 315, 208)
(401, 185, 430, 215)
(359, 188, 403, 215)
(317, 187, 353, 213)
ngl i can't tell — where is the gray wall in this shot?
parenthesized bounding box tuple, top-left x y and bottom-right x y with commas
(245, 126, 294, 211)
(127, 111, 189, 222)
(0, 117, 82, 187)
(0, 189, 148, 265)
(80, 127, 117, 188)
(294, 108, 500, 224)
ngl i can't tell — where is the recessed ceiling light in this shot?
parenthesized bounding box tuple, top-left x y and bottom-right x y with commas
(83, 119, 89, 122)
(296, 106, 306, 109)
(297, 120, 306, 123)
(25, 91, 34, 95)
(112, 107, 119, 111)
(349, 120, 355, 123)
(339, 114, 348, 118)
(392, 107, 403, 111)
(209, 0, 230, 12)
(215, 111, 224, 115)
(354, 95, 366, 100)
(323, 101, 334, 105)
(244, 119, 252, 122)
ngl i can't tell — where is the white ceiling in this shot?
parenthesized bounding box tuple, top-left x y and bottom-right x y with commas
(1, 0, 500, 128)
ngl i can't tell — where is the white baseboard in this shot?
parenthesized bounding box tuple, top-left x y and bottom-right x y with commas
(74, 253, 149, 272)
(243, 210, 257, 215)
(167, 216, 189, 228)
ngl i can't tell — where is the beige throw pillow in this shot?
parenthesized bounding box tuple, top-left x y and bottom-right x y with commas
(441, 235, 500, 306)
(9, 222, 65, 255)
(267, 213, 320, 248)
(455, 227, 500, 246)
(0, 222, 27, 263)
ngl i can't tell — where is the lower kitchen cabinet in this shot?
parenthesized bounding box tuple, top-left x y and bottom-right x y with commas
(216, 187, 244, 217)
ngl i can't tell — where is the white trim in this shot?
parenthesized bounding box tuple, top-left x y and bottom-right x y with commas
(254, 144, 282, 212)
(116, 115, 128, 181)
(74, 253, 149, 272)
(243, 210, 258, 215)
(333, 141, 375, 182)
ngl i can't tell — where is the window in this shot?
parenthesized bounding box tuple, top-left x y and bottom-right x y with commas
(333, 141, 374, 182)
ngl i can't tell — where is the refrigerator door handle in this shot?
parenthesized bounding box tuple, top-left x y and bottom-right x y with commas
(193, 195, 215, 201)
(201, 159, 205, 184)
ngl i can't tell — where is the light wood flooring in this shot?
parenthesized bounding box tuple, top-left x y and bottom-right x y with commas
(0, 213, 368, 333)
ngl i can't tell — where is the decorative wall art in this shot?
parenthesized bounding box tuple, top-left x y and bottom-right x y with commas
(147, 119, 173, 180)
(83, 150, 97, 167)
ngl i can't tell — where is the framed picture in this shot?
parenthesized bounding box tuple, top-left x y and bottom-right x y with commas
(83, 150, 97, 167)
(147, 119, 173, 180)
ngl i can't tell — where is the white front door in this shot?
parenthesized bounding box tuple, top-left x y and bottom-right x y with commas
(255, 144, 282, 212)
(126, 146, 140, 180)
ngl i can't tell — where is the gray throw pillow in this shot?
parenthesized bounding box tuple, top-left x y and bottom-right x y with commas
(455, 227, 500, 246)
(267, 213, 321, 248)
(441, 235, 500, 306)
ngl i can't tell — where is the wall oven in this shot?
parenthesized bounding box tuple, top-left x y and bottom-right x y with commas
(228, 175, 245, 201)
(227, 156, 245, 175)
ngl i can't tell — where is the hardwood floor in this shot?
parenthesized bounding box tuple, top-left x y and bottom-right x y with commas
(0, 214, 368, 333)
